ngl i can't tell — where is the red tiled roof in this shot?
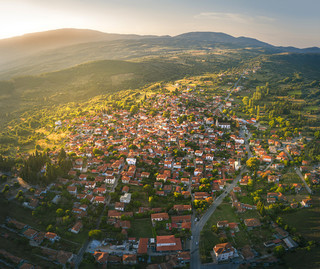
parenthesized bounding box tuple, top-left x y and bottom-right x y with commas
(137, 238, 148, 254)
(156, 235, 182, 252)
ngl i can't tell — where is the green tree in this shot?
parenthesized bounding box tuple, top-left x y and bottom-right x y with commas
(130, 105, 139, 115)
(88, 229, 103, 240)
(211, 225, 218, 233)
(163, 111, 171, 118)
(242, 96, 249, 106)
(273, 245, 285, 257)
(246, 157, 260, 171)
(56, 208, 64, 217)
(2, 184, 9, 193)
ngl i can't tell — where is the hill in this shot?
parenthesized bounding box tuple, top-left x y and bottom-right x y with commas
(1, 29, 319, 79)
(0, 58, 205, 128)
(0, 28, 157, 66)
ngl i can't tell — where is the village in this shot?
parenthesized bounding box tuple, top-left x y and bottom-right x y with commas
(0, 72, 319, 269)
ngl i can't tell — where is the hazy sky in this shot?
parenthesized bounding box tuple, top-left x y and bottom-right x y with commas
(1, 0, 319, 47)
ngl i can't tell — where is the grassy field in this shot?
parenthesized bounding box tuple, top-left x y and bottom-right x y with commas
(281, 197, 320, 241)
(205, 203, 239, 228)
(282, 170, 303, 184)
(130, 218, 154, 238)
(0, 196, 38, 227)
(200, 203, 242, 262)
(238, 209, 261, 220)
(281, 246, 320, 269)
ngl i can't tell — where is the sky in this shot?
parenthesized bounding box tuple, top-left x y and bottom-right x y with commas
(0, 0, 319, 48)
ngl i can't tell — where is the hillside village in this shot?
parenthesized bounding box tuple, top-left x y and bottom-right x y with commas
(0, 72, 319, 269)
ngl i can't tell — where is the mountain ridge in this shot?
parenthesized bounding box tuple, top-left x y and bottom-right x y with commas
(0, 28, 319, 79)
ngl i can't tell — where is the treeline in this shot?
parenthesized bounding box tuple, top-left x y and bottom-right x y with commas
(303, 136, 320, 162)
(20, 149, 72, 185)
(0, 155, 15, 172)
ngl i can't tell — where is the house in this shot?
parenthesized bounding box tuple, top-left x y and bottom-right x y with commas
(151, 213, 169, 224)
(71, 221, 83, 234)
(240, 175, 250, 186)
(171, 215, 191, 229)
(122, 176, 130, 184)
(194, 192, 210, 200)
(126, 158, 136, 165)
(141, 172, 150, 178)
(173, 204, 192, 212)
(156, 174, 168, 182)
(7, 219, 27, 230)
(108, 210, 122, 220)
(33, 231, 45, 244)
(217, 220, 229, 228)
(120, 193, 132, 204)
(138, 238, 148, 255)
(45, 232, 60, 242)
(67, 186, 77, 195)
(217, 122, 231, 129)
(213, 242, 236, 261)
(123, 254, 137, 265)
(244, 218, 261, 229)
(93, 251, 109, 264)
(262, 155, 272, 163)
(301, 198, 312, 207)
(156, 235, 182, 252)
(105, 176, 116, 184)
(268, 175, 280, 183)
(94, 196, 105, 204)
(122, 186, 130, 193)
(23, 228, 38, 239)
(115, 202, 125, 211)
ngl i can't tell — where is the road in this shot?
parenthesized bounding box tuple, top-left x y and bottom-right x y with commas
(190, 72, 248, 269)
(190, 170, 245, 269)
(283, 148, 312, 194)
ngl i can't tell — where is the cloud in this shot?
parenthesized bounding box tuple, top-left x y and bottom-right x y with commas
(194, 12, 275, 24)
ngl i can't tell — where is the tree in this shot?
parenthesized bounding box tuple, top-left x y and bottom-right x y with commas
(246, 157, 260, 171)
(211, 225, 218, 233)
(47, 224, 54, 232)
(163, 111, 170, 118)
(56, 208, 64, 217)
(242, 96, 249, 106)
(2, 184, 9, 193)
(130, 105, 139, 114)
(256, 105, 260, 120)
(269, 119, 275, 128)
(89, 229, 103, 240)
(273, 245, 285, 257)
(15, 190, 23, 199)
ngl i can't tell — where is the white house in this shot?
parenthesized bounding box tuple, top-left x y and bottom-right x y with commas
(126, 158, 136, 165)
(213, 243, 236, 261)
(120, 193, 132, 204)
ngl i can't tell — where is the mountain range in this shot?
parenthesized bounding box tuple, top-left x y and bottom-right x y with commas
(0, 28, 319, 79)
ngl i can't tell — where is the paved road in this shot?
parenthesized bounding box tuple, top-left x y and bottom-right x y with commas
(294, 167, 312, 194)
(283, 148, 312, 194)
(190, 73, 248, 269)
(190, 170, 245, 269)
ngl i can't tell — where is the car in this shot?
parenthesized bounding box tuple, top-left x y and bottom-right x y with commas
(225, 191, 227, 194)
(196, 242, 199, 246)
